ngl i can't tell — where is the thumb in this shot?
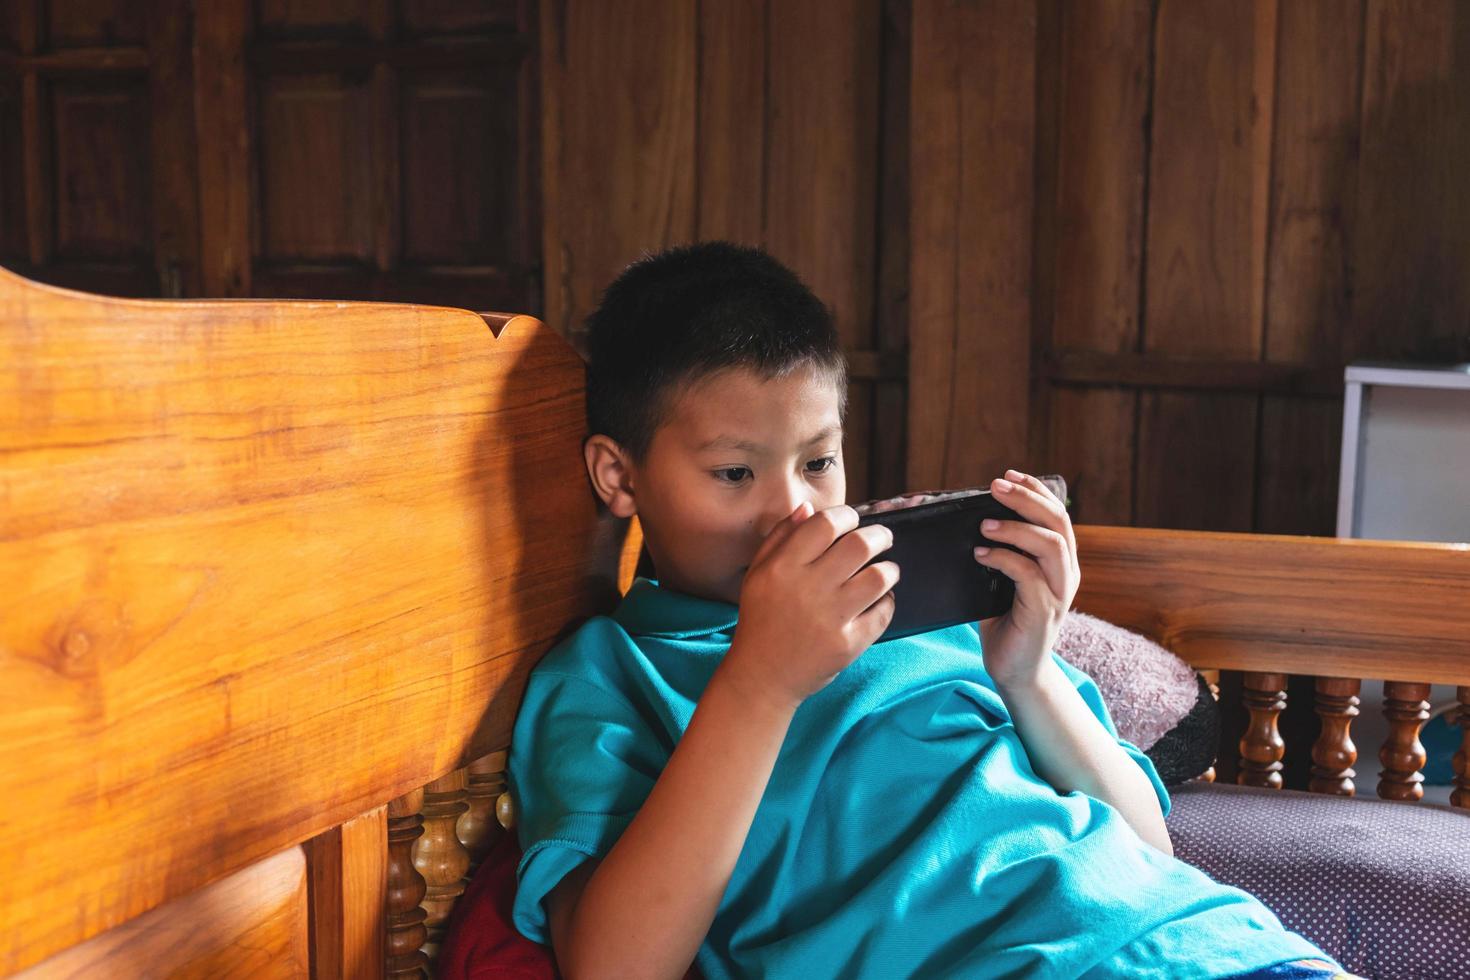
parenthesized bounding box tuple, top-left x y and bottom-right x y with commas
(749, 501, 814, 568)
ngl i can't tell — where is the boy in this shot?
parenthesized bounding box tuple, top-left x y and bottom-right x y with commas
(507, 243, 1346, 979)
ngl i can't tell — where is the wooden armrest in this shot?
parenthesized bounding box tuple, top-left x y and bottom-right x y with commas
(1074, 525, 1470, 686)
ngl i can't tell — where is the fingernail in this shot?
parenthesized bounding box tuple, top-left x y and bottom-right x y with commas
(974, 546, 991, 557)
(982, 519, 999, 531)
(1006, 469, 1025, 481)
(994, 479, 1014, 493)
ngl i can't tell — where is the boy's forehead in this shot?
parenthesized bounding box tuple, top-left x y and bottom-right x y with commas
(666, 366, 843, 449)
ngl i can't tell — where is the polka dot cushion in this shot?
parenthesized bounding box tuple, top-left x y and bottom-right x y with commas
(1167, 781, 1470, 979)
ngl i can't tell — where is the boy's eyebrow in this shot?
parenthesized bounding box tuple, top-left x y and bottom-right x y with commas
(696, 426, 842, 454)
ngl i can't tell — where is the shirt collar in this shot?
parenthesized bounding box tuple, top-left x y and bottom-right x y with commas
(612, 578, 740, 638)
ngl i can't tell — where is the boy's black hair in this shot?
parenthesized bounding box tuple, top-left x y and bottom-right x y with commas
(585, 241, 847, 460)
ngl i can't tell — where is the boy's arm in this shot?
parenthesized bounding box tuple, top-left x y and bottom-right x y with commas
(969, 470, 1171, 855)
(546, 662, 797, 979)
(996, 661, 1173, 855)
(545, 503, 899, 979)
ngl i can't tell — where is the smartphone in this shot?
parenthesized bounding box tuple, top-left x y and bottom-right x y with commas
(855, 476, 1067, 642)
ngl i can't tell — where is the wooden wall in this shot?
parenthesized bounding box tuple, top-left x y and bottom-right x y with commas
(0, 0, 539, 313)
(541, 0, 906, 503)
(914, 0, 1470, 532)
(545, 0, 1470, 527)
(5, 0, 1467, 526)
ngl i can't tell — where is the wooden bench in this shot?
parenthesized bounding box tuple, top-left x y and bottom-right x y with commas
(3, 267, 1466, 977)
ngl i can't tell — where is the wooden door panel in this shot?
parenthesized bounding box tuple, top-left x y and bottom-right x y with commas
(242, 0, 539, 311)
(51, 80, 152, 260)
(401, 64, 521, 267)
(43, 0, 145, 48)
(257, 71, 376, 263)
(15, 848, 311, 980)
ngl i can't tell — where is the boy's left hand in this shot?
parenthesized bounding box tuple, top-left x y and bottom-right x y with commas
(972, 469, 1079, 689)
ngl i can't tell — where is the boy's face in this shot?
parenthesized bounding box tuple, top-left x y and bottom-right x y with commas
(608, 365, 846, 605)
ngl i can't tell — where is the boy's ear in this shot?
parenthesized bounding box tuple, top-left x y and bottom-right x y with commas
(584, 434, 638, 518)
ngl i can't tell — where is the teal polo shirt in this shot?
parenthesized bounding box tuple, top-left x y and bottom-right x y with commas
(508, 579, 1328, 979)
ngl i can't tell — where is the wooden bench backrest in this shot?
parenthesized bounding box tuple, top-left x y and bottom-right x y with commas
(0, 267, 623, 974)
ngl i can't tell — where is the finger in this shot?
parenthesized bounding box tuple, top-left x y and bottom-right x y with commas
(994, 471, 1076, 563)
(784, 504, 861, 565)
(972, 544, 1047, 597)
(978, 519, 1069, 600)
(1006, 469, 1079, 575)
(849, 586, 897, 646)
(749, 500, 815, 568)
(816, 523, 895, 581)
(839, 559, 900, 620)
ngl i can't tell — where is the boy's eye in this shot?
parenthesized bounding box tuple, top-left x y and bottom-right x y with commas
(806, 456, 837, 474)
(714, 466, 752, 484)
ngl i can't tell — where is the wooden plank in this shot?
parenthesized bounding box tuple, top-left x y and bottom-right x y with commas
(695, 0, 764, 244)
(1256, 0, 1363, 536)
(765, 0, 880, 502)
(1075, 525, 1470, 686)
(908, 0, 1036, 491)
(305, 807, 387, 980)
(20, 71, 49, 266)
(1137, 0, 1276, 530)
(1049, 388, 1133, 525)
(539, 0, 696, 348)
(1135, 390, 1258, 531)
(15, 848, 310, 980)
(872, 0, 910, 498)
(1052, 0, 1150, 355)
(1264, 0, 1362, 365)
(1350, 0, 1470, 364)
(1145, 0, 1274, 358)
(1028, 0, 1062, 475)
(0, 271, 623, 972)
(1044, 0, 1152, 520)
(371, 62, 400, 273)
(1256, 396, 1344, 535)
(193, 0, 251, 296)
(146, 0, 202, 297)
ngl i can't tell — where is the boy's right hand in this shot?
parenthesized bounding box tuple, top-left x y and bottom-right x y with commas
(722, 502, 899, 712)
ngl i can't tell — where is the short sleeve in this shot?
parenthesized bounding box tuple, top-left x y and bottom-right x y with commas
(1053, 652, 1173, 818)
(507, 669, 670, 943)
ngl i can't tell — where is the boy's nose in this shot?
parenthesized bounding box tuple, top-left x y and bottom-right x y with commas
(758, 481, 813, 538)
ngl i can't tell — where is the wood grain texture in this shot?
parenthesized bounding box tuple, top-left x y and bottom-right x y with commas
(540, 0, 696, 349)
(908, 0, 1036, 491)
(1136, 2, 1276, 529)
(1044, 0, 1151, 524)
(15, 847, 310, 980)
(1350, 0, 1470, 364)
(305, 807, 387, 980)
(1255, 0, 1362, 537)
(1074, 525, 1470, 685)
(0, 268, 622, 972)
(696, 0, 764, 245)
(765, 0, 880, 503)
(192, 0, 251, 296)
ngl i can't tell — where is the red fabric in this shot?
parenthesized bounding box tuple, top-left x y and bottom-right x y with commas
(438, 833, 701, 980)
(439, 833, 558, 980)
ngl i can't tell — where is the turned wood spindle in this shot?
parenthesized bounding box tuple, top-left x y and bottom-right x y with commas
(1378, 680, 1432, 801)
(386, 788, 429, 978)
(1309, 677, 1360, 796)
(414, 768, 472, 964)
(459, 750, 509, 873)
(1238, 672, 1287, 789)
(1454, 687, 1470, 810)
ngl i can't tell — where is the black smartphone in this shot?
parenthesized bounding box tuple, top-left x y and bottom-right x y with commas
(855, 476, 1067, 642)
